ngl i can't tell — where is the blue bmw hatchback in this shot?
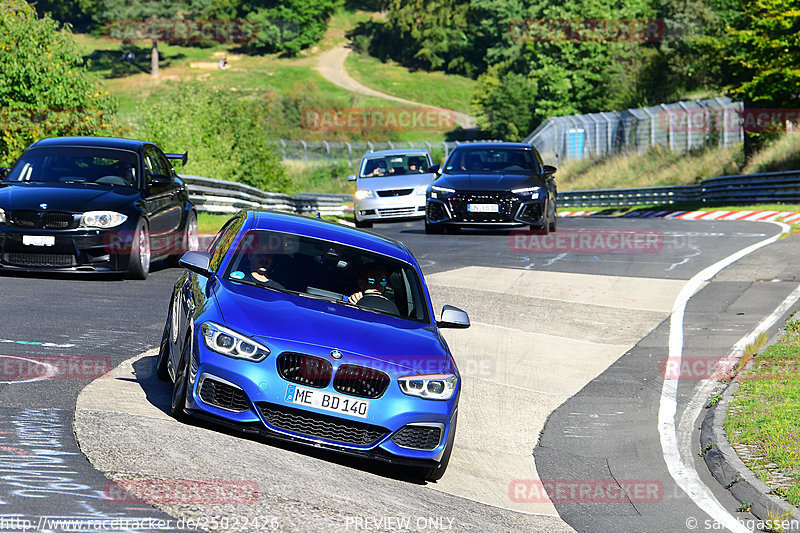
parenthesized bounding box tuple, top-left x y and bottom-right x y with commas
(156, 210, 470, 481)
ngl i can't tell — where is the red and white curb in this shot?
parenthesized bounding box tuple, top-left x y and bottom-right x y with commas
(559, 210, 800, 223)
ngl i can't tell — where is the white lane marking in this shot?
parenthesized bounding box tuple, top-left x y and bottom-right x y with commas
(677, 282, 800, 471)
(0, 338, 75, 348)
(659, 221, 788, 533)
(0, 355, 57, 384)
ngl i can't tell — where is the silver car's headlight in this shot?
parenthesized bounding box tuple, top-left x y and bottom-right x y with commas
(354, 189, 374, 200)
(413, 185, 428, 195)
(201, 322, 270, 362)
(398, 373, 457, 400)
(0, 208, 5, 223)
(80, 211, 127, 228)
(511, 186, 541, 199)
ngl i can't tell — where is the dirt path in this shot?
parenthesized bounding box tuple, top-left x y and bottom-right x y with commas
(316, 43, 475, 129)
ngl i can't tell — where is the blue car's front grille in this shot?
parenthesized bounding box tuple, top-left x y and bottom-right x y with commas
(277, 352, 332, 388)
(333, 364, 390, 399)
(391, 425, 442, 450)
(199, 377, 250, 412)
(256, 402, 389, 446)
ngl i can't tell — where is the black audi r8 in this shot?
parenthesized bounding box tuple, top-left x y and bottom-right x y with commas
(0, 136, 197, 278)
(424, 142, 558, 234)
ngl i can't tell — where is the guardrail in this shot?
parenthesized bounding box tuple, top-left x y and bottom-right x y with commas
(559, 170, 800, 208)
(180, 175, 350, 216)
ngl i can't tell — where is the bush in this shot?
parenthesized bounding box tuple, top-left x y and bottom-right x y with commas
(0, 0, 119, 165)
(135, 82, 290, 192)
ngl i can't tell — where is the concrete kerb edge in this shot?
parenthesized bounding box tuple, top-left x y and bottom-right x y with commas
(700, 378, 800, 530)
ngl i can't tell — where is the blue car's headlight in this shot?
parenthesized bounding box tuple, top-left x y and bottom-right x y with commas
(201, 322, 270, 362)
(398, 373, 457, 400)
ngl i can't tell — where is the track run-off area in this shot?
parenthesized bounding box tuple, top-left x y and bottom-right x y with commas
(0, 215, 798, 532)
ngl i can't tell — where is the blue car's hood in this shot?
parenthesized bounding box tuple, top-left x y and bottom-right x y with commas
(0, 182, 137, 211)
(214, 280, 450, 374)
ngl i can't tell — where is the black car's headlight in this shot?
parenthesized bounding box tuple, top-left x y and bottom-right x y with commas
(511, 186, 541, 199)
(430, 186, 456, 199)
(201, 322, 270, 362)
(398, 373, 457, 400)
(80, 211, 128, 229)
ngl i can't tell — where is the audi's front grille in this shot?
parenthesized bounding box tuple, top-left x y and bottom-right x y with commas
(333, 364, 390, 399)
(377, 189, 413, 197)
(448, 192, 517, 222)
(427, 201, 449, 222)
(198, 377, 250, 412)
(256, 402, 388, 446)
(516, 203, 544, 224)
(4, 253, 75, 267)
(276, 352, 332, 388)
(10, 210, 76, 229)
(391, 425, 442, 450)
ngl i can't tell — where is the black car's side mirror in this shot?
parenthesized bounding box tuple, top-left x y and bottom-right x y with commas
(179, 251, 212, 277)
(427, 165, 440, 174)
(148, 172, 172, 184)
(542, 164, 557, 176)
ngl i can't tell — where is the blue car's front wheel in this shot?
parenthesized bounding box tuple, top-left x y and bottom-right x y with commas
(170, 340, 190, 420)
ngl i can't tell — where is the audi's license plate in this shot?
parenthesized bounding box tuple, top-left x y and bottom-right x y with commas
(285, 384, 369, 419)
(22, 235, 55, 247)
(467, 203, 499, 213)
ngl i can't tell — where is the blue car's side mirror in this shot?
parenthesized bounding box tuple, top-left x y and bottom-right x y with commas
(437, 305, 470, 329)
(179, 251, 212, 277)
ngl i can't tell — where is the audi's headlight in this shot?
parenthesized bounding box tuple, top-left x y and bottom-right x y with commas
(0, 208, 5, 223)
(80, 211, 127, 228)
(511, 186, 541, 199)
(354, 189, 374, 201)
(398, 373, 457, 400)
(431, 185, 455, 194)
(201, 322, 270, 362)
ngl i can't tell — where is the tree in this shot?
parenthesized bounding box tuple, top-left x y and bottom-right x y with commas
(0, 0, 118, 164)
(243, 0, 342, 55)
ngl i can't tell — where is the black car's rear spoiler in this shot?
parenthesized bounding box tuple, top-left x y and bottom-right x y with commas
(165, 151, 189, 166)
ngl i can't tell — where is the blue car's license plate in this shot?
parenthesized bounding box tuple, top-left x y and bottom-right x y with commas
(285, 384, 369, 419)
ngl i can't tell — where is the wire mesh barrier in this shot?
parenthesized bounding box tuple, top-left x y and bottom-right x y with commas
(559, 170, 800, 208)
(525, 97, 744, 164)
(180, 175, 351, 216)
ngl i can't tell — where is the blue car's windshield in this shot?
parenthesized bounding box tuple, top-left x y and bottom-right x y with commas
(223, 230, 430, 323)
(444, 147, 538, 174)
(6, 147, 138, 187)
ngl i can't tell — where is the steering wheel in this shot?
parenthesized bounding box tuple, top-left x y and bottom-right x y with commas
(357, 293, 400, 315)
(96, 175, 129, 186)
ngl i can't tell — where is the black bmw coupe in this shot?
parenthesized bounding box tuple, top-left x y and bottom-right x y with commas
(0, 136, 197, 278)
(425, 142, 557, 234)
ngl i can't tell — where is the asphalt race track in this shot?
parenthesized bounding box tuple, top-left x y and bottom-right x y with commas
(1, 215, 798, 532)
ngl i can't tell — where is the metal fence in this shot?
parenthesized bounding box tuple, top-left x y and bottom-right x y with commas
(559, 169, 800, 208)
(525, 97, 744, 164)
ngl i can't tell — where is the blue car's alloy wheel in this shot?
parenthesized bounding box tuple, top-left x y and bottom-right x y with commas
(170, 339, 190, 420)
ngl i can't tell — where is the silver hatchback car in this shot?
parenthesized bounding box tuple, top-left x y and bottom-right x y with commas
(348, 149, 439, 228)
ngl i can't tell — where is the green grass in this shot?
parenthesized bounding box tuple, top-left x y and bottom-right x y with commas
(724, 323, 800, 507)
(345, 51, 477, 116)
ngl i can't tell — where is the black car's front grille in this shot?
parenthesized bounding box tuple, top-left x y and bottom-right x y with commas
(377, 189, 414, 197)
(199, 377, 250, 412)
(448, 192, 517, 222)
(427, 201, 450, 222)
(516, 203, 544, 224)
(276, 352, 332, 388)
(9, 210, 76, 229)
(333, 364, 390, 399)
(4, 252, 76, 267)
(256, 402, 389, 446)
(391, 425, 442, 450)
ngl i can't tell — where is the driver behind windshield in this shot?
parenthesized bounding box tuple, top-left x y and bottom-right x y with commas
(348, 263, 389, 304)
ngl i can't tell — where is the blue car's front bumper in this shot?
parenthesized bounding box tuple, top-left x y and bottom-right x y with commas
(183, 334, 459, 467)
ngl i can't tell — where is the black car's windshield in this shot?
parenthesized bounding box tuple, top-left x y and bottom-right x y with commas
(5, 147, 138, 187)
(444, 148, 538, 174)
(223, 230, 430, 323)
(360, 154, 430, 178)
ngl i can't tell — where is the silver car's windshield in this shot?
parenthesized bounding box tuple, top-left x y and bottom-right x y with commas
(360, 154, 430, 178)
(5, 147, 138, 187)
(223, 230, 430, 323)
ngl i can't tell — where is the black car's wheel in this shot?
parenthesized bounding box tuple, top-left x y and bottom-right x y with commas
(155, 308, 172, 382)
(423, 416, 457, 482)
(355, 218, 373, 228)
(531, 222, 550, 235)
(425, 220, 444, 234)
(169, 210, 198, 266)
(444, 225, 460, 235)
(170, 338, 191, 420)
(127, 219, 151, 279)
(549, 211, 558, 232)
